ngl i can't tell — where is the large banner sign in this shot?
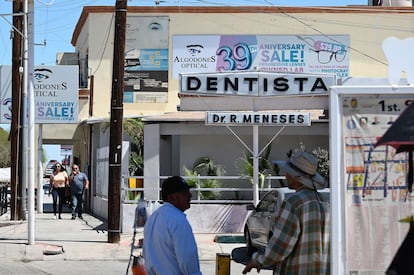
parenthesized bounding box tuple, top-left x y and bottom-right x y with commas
(172, 34, 349, 79)
(124, 16, 169, 103)
(341, 94, 414, 273)
(0, 65, 79, 124)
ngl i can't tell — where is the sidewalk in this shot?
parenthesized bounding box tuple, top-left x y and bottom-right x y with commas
(0, 197, 270, 274)
(0, 210, 133, 262)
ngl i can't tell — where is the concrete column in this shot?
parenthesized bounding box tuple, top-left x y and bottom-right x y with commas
(144, 123, 160, 201)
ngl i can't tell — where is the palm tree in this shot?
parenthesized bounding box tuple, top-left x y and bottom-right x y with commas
(236, 143, 273, 188)
(123, 118, 144, 200)
(124, 118, 144, 177)
(184, 157, 225, 199)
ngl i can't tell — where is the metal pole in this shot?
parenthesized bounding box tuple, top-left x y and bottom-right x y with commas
(25, 0, 35, 245)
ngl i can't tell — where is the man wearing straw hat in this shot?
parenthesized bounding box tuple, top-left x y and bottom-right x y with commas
(243, 151, 331, 274)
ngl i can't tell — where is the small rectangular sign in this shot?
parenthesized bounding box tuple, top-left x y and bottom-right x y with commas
(60, 145, 73, 156)
(206, 111, 311, 126)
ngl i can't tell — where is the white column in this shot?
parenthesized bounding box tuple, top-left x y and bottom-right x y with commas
(252, 125, 259, 206)
(37, 125, 43, 213)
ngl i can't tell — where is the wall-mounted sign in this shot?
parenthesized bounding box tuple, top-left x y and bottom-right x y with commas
(173, 34, 350, 79)
(0, 65, 79, 124)
(124, 16, 169, 103)
(330, 87, 414, 274)
(206, 111, 311, 126)
(181, 71, 335, 96)
(60, 145, 73, 156)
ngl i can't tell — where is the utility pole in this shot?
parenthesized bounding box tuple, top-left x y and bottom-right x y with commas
(108, 0, 127, 243)
(11, 0, 23, 220)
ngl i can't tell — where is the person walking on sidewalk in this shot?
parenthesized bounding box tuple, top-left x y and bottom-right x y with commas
(143, 176, 202, 275)
(243, 151, 331, 275)
(69, 164, 89, 220)
(48, 162, 69, 220)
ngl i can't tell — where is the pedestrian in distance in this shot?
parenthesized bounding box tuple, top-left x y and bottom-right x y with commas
(48, 162, 69, 220)
(243, 151, 331, 275)
(143, 176, 202, 275)
(69, 164, 89, 220)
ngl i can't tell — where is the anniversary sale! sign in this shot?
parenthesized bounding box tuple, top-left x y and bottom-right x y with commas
(172, 34, 349, 79)
(0, 65, 78, 124)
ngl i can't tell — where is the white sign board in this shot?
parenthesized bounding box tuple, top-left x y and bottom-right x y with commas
(206, 111, 311, 126)
(172, 34, 350, 79)
(330, 85, 414, 275)
(60, 145, 73, 156)
(180, 71, 335, 96)
(0, 65, 79, 124)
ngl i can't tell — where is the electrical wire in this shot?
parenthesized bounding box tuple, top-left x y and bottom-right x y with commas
(4, 0, 414, 66)
(92, 14, 115, 75)
(36, 0, 56, 6)
(274, 6, 388, 66)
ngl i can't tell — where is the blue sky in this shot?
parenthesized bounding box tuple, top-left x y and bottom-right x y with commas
(0, 0, 368, 66)
(0, 0, 367, 161)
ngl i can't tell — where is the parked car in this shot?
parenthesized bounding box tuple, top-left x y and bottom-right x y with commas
(43, 163, 55, 178)
(244, 188, 330, 256)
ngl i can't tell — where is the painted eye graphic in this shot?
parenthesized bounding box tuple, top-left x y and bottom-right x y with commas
(148, 22, 162, 31)
(34, 68, 52, 82)
(186, 44, 203, 56)
(34, 73, 49, 81)
(187, 48, 201, 55)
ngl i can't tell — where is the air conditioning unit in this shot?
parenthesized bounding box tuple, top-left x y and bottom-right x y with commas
(381, 0, 412, 6)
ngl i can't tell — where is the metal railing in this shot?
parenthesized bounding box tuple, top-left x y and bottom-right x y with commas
(0, 183, 9, 216)
(122, 175, 286, 204)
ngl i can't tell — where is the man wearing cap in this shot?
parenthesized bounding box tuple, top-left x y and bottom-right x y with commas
(143, 176, 202, 275)
(243, 151, 331, 275)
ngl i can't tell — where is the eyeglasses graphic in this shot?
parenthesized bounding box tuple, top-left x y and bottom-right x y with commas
(298, 36, 348, 65)
(311, 40, 347, 64)
(311, 48, 347, 64)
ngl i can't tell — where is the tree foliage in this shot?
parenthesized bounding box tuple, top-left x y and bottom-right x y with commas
(123, 118, 144, 176)
(184, 157, 225, 199)
(101, 117, 145, 176)
(0, 127, 10, 167)
(285, 142, 330, 182)
(236, 143, 273, 188)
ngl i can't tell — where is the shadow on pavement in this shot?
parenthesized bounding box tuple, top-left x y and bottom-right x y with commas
(43, 203, 72, 213)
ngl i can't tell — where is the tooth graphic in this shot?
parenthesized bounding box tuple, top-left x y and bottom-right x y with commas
(382, 37, 414, 85)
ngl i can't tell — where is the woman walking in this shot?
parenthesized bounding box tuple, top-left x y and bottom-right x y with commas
(48, 162, 69, 219)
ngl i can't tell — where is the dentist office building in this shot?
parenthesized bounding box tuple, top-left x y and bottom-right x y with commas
(46, 3, 414, 274)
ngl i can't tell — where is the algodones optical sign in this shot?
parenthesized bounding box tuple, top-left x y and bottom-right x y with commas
(172, 34, 349, 79)
(0, 65, 79, 124)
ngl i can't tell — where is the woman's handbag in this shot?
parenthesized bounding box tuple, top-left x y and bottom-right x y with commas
(64, 187, 71, 205)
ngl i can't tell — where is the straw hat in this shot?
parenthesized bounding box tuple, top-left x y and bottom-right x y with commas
(274, 151, 327, 190)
